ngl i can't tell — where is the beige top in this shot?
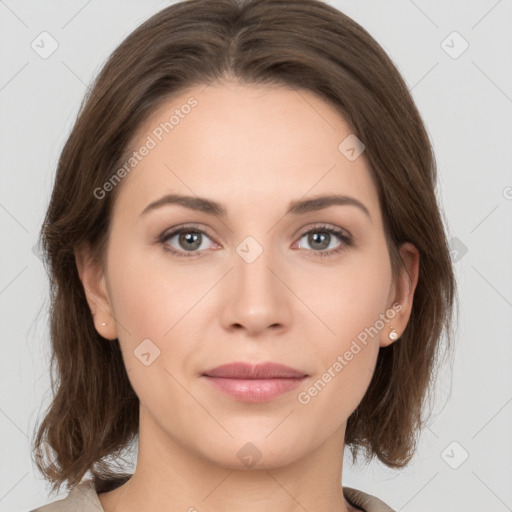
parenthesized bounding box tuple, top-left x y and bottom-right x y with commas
(29, 478, 395, 512)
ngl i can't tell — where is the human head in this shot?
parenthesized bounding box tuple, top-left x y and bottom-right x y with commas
(33, 0, 456, 493)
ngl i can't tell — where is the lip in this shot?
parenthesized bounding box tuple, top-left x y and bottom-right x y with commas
(202, 362, 308, 403)
(203, 362, 307, 379)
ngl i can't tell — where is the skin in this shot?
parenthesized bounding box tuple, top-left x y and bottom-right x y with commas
(75, 80, 419, 512)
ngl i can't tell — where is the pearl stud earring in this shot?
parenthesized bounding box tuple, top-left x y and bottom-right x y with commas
(389, 328, 398, 340)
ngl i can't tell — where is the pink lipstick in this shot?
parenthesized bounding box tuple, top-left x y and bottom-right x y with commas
(202, 362, 308, 403)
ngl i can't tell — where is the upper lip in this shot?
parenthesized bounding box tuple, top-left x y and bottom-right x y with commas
(202, 362, 308, 379)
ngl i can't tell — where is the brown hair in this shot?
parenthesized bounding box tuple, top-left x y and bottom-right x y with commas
(33, 0, 457, 494)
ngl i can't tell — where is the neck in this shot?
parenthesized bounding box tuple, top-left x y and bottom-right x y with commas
(98, 408, 355, 512)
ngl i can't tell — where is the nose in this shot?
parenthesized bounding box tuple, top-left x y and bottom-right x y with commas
(220, 242, 292, 336)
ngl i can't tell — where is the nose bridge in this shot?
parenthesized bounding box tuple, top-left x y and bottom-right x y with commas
(234, 232, 280, 300)
(222, 232, 290, 332)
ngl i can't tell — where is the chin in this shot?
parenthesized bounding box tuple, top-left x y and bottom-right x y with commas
(194, 434, 311, 471)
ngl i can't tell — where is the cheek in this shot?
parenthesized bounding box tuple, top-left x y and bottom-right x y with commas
(108, 242, 200, 340)
(295, 323, 379, 448)
(303, 244, 392, 344)
(299, 301, 382, 433)
(106, 242, 206, 386)
(299, 245, 391, 409)
(322, 346, 378, 433)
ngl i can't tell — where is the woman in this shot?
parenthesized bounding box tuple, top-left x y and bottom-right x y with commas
(30, 0, 456, 511)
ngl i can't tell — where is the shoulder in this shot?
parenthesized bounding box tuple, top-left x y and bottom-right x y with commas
(29, 479, 391, 512)
(28, 479, 103, 512)
(344, 486, 396, 512)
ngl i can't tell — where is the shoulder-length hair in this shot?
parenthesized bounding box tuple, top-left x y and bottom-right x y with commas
(33, 0, 457, 494)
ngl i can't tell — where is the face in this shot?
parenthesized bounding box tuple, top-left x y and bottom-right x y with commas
(77, 81, 418, 470)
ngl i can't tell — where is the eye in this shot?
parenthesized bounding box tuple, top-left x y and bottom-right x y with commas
(159, 224, 217, 258)
(294, 224, 353, 258)
(158, 223, 353, 258)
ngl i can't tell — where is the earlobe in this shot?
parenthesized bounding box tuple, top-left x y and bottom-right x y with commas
(74, 245, 118, 340)
(380, 242, 420, 348)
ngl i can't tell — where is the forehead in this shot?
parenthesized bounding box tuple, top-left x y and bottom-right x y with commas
(112, 81, 381, 224)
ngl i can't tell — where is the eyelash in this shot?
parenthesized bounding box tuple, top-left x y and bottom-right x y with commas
(158, 223, 353, 259)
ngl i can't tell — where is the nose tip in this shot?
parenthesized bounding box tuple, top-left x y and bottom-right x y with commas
(220, 249, 291, 335)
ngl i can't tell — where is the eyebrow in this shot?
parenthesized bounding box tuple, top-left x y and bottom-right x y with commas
(139, 193, 371, 221)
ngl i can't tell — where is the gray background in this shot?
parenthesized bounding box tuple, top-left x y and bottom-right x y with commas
(1, 0, 511, 511)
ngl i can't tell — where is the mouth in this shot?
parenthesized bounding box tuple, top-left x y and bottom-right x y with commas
(201, 362, 308, 403)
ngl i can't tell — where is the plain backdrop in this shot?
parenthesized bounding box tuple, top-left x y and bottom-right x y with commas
(1, 1, 511, 511)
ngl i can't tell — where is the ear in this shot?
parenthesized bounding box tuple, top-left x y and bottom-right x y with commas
(380, 242, 420, 347)
(74, 244, 118, 340)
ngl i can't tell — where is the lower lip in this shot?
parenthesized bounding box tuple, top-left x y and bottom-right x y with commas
(203, 376, 307, 403)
